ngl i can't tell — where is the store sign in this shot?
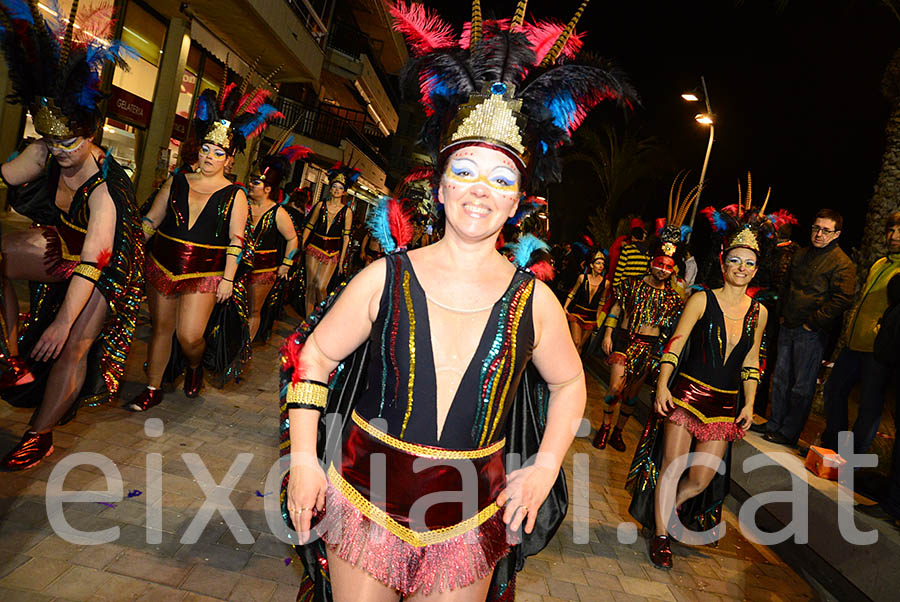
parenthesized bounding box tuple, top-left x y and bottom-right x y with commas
(108, 86, 152, 129)
(171, 114, 189, 141)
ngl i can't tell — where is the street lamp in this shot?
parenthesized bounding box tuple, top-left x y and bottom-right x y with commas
(682, 76, 714, 240)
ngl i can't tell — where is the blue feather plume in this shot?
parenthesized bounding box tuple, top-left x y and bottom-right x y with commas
(0, 0, 35, 24)
(366, 196, 397, 254)
(235, 104, 280, 139)
(507, 234, 549, 269)
(547, 91, 577, 131)
(679, 225, 692, 240)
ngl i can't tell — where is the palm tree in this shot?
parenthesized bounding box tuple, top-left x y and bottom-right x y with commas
(560, 124, 669, 247)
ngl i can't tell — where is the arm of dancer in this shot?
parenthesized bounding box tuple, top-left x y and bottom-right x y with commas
(286, 259, 386, 540)
(562, 274, 583, 313)
(736, 305, 768, 430)
(276, 207, 298, 279)
(655, 291, 707, 415)
(601, 298, 621, 355)
(216, 189, 249, 303)
(338, 207, 353, 272)
(300, 202, 321, 249)
(142, 177, 172, 240)
(0, 139, 49, 186)
(497, 280, 586, 535)
(30, 185, 116, 362)
(359, 233, 370, 263)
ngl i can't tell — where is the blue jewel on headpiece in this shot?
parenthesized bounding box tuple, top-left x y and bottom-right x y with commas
(220, 119, 228, 125)
(490, 82, 507, 96)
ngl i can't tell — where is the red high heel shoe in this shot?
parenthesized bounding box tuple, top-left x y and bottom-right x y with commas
(648, 535, 673, 569)
(0, 356, 36, 389)
(183, 365, 202, 398)
(592, 423, 611, 449)
(609, 427, 627, 452)
(1, 430, 53, 471)
(126, 388, 163, 412)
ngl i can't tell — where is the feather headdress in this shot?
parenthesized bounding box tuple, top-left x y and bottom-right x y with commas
(393, 0, 637, 186)
(327, 163, 362, 190)
(192, 73, 284, 154)
(255, 135, 311, 199)
(0, 0, 133, 138)
(652, 171, 701, 262)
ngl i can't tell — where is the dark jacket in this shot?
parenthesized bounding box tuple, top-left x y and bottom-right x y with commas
(779, 240, 856, 331)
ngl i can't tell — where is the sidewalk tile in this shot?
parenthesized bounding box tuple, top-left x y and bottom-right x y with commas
(41, 566, 107, 599)
(181, 565, 240, 599)
(0, 558, 70, 592)
(227, 575, 277, 602)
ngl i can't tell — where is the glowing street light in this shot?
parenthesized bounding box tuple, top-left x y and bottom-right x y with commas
(682, 76, 714, 239)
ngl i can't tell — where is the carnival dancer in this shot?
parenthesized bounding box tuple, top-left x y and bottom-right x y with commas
(278, 1, 636, 599)
(592, 176, 698, 453)
(626, 174, 774, 570)
(0, 0, 143, 470)
(563, 249, 609, 353)
(246, 142, 309, 341)
(301, 164, 357, 315)
(129, 83, 281, 411)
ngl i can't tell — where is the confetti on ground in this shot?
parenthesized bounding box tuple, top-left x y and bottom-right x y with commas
(284, 558, 292, 566)
(256, 490, 273, 497)
(97, 502, 116, 508)
(127, 489, 143, 498)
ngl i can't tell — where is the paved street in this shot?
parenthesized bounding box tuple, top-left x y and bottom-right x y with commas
(0, 302, 818, 601)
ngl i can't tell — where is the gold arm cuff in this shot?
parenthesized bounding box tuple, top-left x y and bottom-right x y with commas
(72, 264, 101, 282)
(660, 351, 679, 366)
(226, 247, 242, 257)
(285, 381, 328, 409)
(142, 221, 156, 237)
(740, 367, 761, 382)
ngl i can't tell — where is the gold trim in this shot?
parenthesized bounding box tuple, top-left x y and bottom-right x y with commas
(149, 254, 224, 281)
(60, 215, 88, 235)
(286, 381, 328, 409)
(328, 464, 500, 547)
(157, 230, 227, 250)
(351, 411, 505, 459)
(671, 397, 736, 424)
(678, 373, 738, 395)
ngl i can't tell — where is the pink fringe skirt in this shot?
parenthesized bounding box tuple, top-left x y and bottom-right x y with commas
(667, 406, 745, 442)
(317, 482, 511, 596)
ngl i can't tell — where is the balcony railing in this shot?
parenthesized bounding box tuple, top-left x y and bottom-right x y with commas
(284, 0, 329, 50)
(326, 21, 400, 108)
(274, 97, 390, 172)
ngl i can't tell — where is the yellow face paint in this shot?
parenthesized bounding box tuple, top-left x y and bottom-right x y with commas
(443, 158, 519, 194)
(45, 136, 85, 153)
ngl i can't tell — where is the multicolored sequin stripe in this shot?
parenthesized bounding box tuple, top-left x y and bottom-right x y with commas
(615, 277, 684, 338)
(625, 415, 662, 497)
(706, 296, 762, 370)
(473, 274, 535, 446)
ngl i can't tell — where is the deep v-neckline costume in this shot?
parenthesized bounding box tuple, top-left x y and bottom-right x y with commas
(303, 251, 538, 595)
(5, 154, 144, 407)
(568, 274, 605, 329)
(304, 200, 348, 264)
(146, 171, 244, 295)
(249, 203, 282, 285)
(667, 288, 761, 442)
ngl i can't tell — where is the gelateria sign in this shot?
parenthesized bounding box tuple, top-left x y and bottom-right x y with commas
(108, 86, 153, 130)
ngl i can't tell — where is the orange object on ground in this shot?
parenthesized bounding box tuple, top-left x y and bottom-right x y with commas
(805, 445, 846, 480)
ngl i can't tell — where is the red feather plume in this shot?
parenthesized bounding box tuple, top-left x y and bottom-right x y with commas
(402, 166, 434, 185)
(238, 88, 272, 116)
(279, 332, 306, 384)
(279, 145, 312, 163)
(390, 0, 456, 57)
(219, 83, 238, 111)
(523, 19, 585, 64)
(387, 198, 414, 249)
(96, 248, 112, 271)
(529, 260, 556, 282)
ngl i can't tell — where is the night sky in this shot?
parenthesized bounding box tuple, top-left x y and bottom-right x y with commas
(422, 0, 898, 250)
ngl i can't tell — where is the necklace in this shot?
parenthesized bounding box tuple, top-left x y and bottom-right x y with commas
(425, 292, 494, 314)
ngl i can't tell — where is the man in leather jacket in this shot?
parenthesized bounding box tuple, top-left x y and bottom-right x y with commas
(764, 208, 856, 446)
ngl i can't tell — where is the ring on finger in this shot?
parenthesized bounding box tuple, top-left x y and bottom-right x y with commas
(518, 505, 528, 514)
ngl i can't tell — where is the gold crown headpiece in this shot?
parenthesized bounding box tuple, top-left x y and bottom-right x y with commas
(726, 226, 760, 253)
(656, 171, 703, 258)
(442, 82, 529, 165)
(32, 97, 75, 138)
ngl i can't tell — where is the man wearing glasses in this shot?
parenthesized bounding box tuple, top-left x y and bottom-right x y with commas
(764, 209, 856, 446)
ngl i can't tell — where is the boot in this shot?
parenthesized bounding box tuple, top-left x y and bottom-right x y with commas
(1, 430, 53, 471)
(609, 427, 627, 452)
(592, 423, 611, 450)
(184, 365, 203, 398)
(126, 388, 164, 412)
(0, 356, 35, 389)
(648, 535, 673, 569)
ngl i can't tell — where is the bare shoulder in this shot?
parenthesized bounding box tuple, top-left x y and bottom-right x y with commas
(685, 288, 708, 313)
(87, 181, 114, 209)
(532, 277, 564, 315)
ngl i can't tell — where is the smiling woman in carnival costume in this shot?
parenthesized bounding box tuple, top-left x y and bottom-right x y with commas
(129, 80, 282, 410)
(0, 0, 143, 470)
(278, 1, 636, 600)
(627, 174, 797, 570)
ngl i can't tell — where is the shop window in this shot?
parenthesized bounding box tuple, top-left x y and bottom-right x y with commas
(101, 119, 139, 178)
